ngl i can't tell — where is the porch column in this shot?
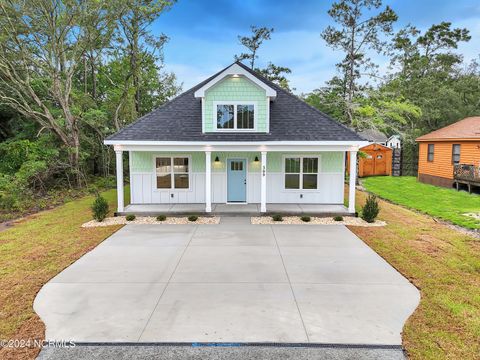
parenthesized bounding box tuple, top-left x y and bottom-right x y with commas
(205, 151, 212, 213)
(348, 149, 358, 213)
(114, 147, 124, 213)
(261, 151, 267, 213)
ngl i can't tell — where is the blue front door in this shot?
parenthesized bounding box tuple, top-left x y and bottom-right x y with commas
(227, 159, 247, 202)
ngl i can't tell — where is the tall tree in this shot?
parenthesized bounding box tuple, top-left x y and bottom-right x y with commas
(387, 22, 473, 132)
(322, 0, 398, 125)
(235, 26, 293, 91)
(116, 0, 176, 116)
(235, 26, 273, 69)
(0, 0, 114, 186)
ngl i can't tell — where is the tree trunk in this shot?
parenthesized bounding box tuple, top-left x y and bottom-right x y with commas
(90, 52, 97, 100)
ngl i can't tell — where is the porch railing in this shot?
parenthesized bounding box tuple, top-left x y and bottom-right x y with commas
(453, 164, 480, 183)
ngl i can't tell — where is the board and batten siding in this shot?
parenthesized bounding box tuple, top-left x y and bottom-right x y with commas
(418, 141, 480, 180)
(203, 76, 268, 132)
(129, 151, 345, 204)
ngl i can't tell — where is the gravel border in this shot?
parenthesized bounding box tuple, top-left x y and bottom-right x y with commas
(82, 216, 220, 227)
(251, 216, 386, 226)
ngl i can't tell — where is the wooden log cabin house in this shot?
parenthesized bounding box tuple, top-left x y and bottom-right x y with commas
(416, 117, 480, 192)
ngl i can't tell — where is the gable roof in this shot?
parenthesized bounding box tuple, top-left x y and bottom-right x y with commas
(416, 117, 480, 141)
(107, 61, 364, 143)
(358, 129, 388, 143)
(194, 63, 277, 98)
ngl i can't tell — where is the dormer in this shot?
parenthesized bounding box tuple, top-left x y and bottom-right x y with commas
(194, 63, 276, 133)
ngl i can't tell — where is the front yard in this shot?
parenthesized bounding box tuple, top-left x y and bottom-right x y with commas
(0, 183, 478, 359)
(362, 176, 480, 230)
(349, 190, 480, 359)
(0, 188, 125, 360)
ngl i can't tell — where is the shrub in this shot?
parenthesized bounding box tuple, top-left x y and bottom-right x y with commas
(300, 215, 311, 222)
(156, 215, 167, 221)
(361, 194, 380, 223)
(126, 214, 136, 221)
(272, 214, 283, 222)
(91, 195, 109, 222)
(333, 215, 343, 221)
(188, 215, 198, 222)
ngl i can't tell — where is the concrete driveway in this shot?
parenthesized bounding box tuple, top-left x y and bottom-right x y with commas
(34, 217, 419, 345)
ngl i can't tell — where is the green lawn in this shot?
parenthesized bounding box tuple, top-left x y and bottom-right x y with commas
(0, 187, 128, 360)
(362, 176, 480, 230)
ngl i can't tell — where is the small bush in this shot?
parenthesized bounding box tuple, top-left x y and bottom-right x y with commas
(91, 195, 109, 222)
(126, 214, 136, 221)
(156, 215, 167, 221)
(361, 194, 380, 223)
(272, 214, 283, 222)
(188, 215, 198, 222)
(300, 215, 311, 222)
(333, 215, 343, 221)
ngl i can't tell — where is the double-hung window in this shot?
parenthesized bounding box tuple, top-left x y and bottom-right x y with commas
(284, 156, 319, 190)
(452, 144, 461, 165)
(156, 157, 189, 189)
(216, 103, 255, 130)
(427, 144, 434, 162)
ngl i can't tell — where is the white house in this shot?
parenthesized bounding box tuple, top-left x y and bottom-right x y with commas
(104, 62, 367, 215)
(386, 135, 402, 149)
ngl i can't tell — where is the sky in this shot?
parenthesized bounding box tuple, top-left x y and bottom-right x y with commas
(153, 0, 480, 94)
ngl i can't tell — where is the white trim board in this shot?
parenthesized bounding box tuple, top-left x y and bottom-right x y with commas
(194, 63, 277, 98)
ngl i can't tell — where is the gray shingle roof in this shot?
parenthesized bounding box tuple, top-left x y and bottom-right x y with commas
(358, 129, 388, 143)
(107, 62, 363, 142)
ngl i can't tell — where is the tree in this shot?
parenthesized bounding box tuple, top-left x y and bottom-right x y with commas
(115, 0, 176, 118)
(387, 22, 474, 131)
(256, 62, 294, 92)
(235, 26, 293, 91)
(322, 0, 398, 125)
(0, 0, 114, 186)
(235, 26, 273, 69)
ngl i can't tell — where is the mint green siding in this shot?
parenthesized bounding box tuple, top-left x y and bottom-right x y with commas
(267, 152, 344, 173)
(204, 77, 268, 132)
(130, 152, 205, 173)
(131, 151, 344, 174)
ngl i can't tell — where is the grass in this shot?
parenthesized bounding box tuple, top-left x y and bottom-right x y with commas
(362, 176, 480, 229)
(348, 190, 480, 360)
(0, 187, 128, 360)
(1, 182, 478, 359)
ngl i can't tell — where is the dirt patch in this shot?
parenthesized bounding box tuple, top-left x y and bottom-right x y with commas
(0, 221, 13, 233)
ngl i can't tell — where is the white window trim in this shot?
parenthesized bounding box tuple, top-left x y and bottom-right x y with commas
(282, 155, 322, 191)
(213, 101, 258, 132)
(153, 155, 192, 192)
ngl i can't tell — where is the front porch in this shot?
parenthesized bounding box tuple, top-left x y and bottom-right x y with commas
(111, 144, 361, 217)
(120, 203, 349, 216)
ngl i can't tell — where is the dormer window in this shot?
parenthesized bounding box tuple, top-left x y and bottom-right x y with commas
(215, 102, 256, 131)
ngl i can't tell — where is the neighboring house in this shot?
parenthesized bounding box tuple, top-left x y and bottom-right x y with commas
(358, 129, 388, 146)
(386, 135, 401, 149)
(104, 62, 367, 214)
(416, 116, 480, 190)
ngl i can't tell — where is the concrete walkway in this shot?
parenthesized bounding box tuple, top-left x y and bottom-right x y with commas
(34, 217, 419, 345)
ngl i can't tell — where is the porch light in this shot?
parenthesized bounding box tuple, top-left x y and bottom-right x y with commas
(254, 156, 259, 162)
(214, 156, 220, 162)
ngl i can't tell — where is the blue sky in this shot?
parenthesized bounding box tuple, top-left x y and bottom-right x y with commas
(154, 0, 480, 94)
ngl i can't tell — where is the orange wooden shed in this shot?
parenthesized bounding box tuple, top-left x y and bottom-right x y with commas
(347, 143, 392, 177)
